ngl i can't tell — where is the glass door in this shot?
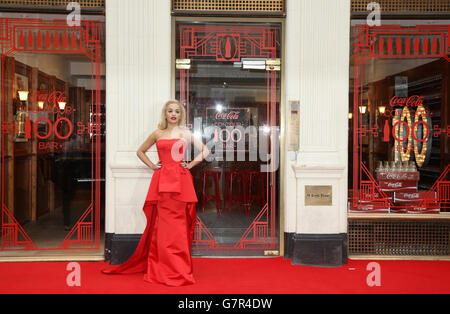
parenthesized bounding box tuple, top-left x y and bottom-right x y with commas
(176, 22, 281, 256)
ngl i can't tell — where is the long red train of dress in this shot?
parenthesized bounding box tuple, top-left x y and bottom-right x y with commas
(102, 139, 198, 287)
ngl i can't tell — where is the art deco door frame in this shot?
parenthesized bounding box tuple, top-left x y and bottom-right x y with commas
(171, 16, 286, 256)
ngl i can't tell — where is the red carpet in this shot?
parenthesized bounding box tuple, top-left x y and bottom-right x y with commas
(0, 258, 449, 294)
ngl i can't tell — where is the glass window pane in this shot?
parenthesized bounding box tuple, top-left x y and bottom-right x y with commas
(0, 15, 105, 255)
(349, 20, 450, 214)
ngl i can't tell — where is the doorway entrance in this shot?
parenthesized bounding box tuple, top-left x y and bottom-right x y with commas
(175, 21, 282, 256)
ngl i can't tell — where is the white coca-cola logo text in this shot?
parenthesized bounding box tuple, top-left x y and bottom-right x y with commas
(387, 182, 403, 188)
(401, 193, 419, 199)
(384, 173, 415, 180)
(385, 173, 402, 180)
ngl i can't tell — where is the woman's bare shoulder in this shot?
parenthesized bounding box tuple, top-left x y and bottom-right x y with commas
(151, 129, 163, 139)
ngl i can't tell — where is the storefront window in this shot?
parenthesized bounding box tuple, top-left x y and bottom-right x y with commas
(349, 20, 450, 214)
(0, 14, 105, 255)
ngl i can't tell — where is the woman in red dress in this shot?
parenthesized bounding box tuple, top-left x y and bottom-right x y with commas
(102, 100, 209, 287)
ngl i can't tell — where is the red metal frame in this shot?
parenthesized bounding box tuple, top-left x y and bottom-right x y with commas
(0, 18, 102, 251)
(352, 24, 450, 214)
(178, 24, 279, 250)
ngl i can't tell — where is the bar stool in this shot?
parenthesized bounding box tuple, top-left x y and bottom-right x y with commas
(224, 171, 246, 215)
(247, 171, 266, 209)
(201, 171, 222, 215)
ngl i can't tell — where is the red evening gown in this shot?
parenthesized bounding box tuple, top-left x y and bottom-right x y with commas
(102, 139, 198, 287)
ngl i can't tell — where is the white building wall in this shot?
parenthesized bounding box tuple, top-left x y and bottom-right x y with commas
(105, 0, 172, 234)
(285, 0, 350, 235)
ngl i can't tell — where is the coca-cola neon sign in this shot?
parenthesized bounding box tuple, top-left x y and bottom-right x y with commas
(30, 91, 66, 104)
(390, 100, 431, 168)
(390, 95, 424, 107)
(5, 91, 95, 151)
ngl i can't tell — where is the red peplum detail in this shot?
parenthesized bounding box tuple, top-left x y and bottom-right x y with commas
(146, 139, 197, 203)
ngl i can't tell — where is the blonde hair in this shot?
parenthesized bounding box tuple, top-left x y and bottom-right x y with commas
(157, 100, 186, 130)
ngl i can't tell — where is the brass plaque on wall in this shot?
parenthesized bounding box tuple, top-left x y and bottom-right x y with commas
(305, 186, 333, 206)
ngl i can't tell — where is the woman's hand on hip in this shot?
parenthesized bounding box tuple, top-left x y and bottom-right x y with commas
(151, 161, 161, 170)
(181, 161, 191, 170)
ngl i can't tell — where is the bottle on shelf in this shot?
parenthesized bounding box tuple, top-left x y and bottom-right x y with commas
(376, 161, 384, 173)
(390, 161, 396, 172)
(409, 161, 417, 172)
(404, 162, 411, 172)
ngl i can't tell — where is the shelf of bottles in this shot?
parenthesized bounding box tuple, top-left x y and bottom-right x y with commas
(376, 161, 439, 214)
(349, 159, 441, 215)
